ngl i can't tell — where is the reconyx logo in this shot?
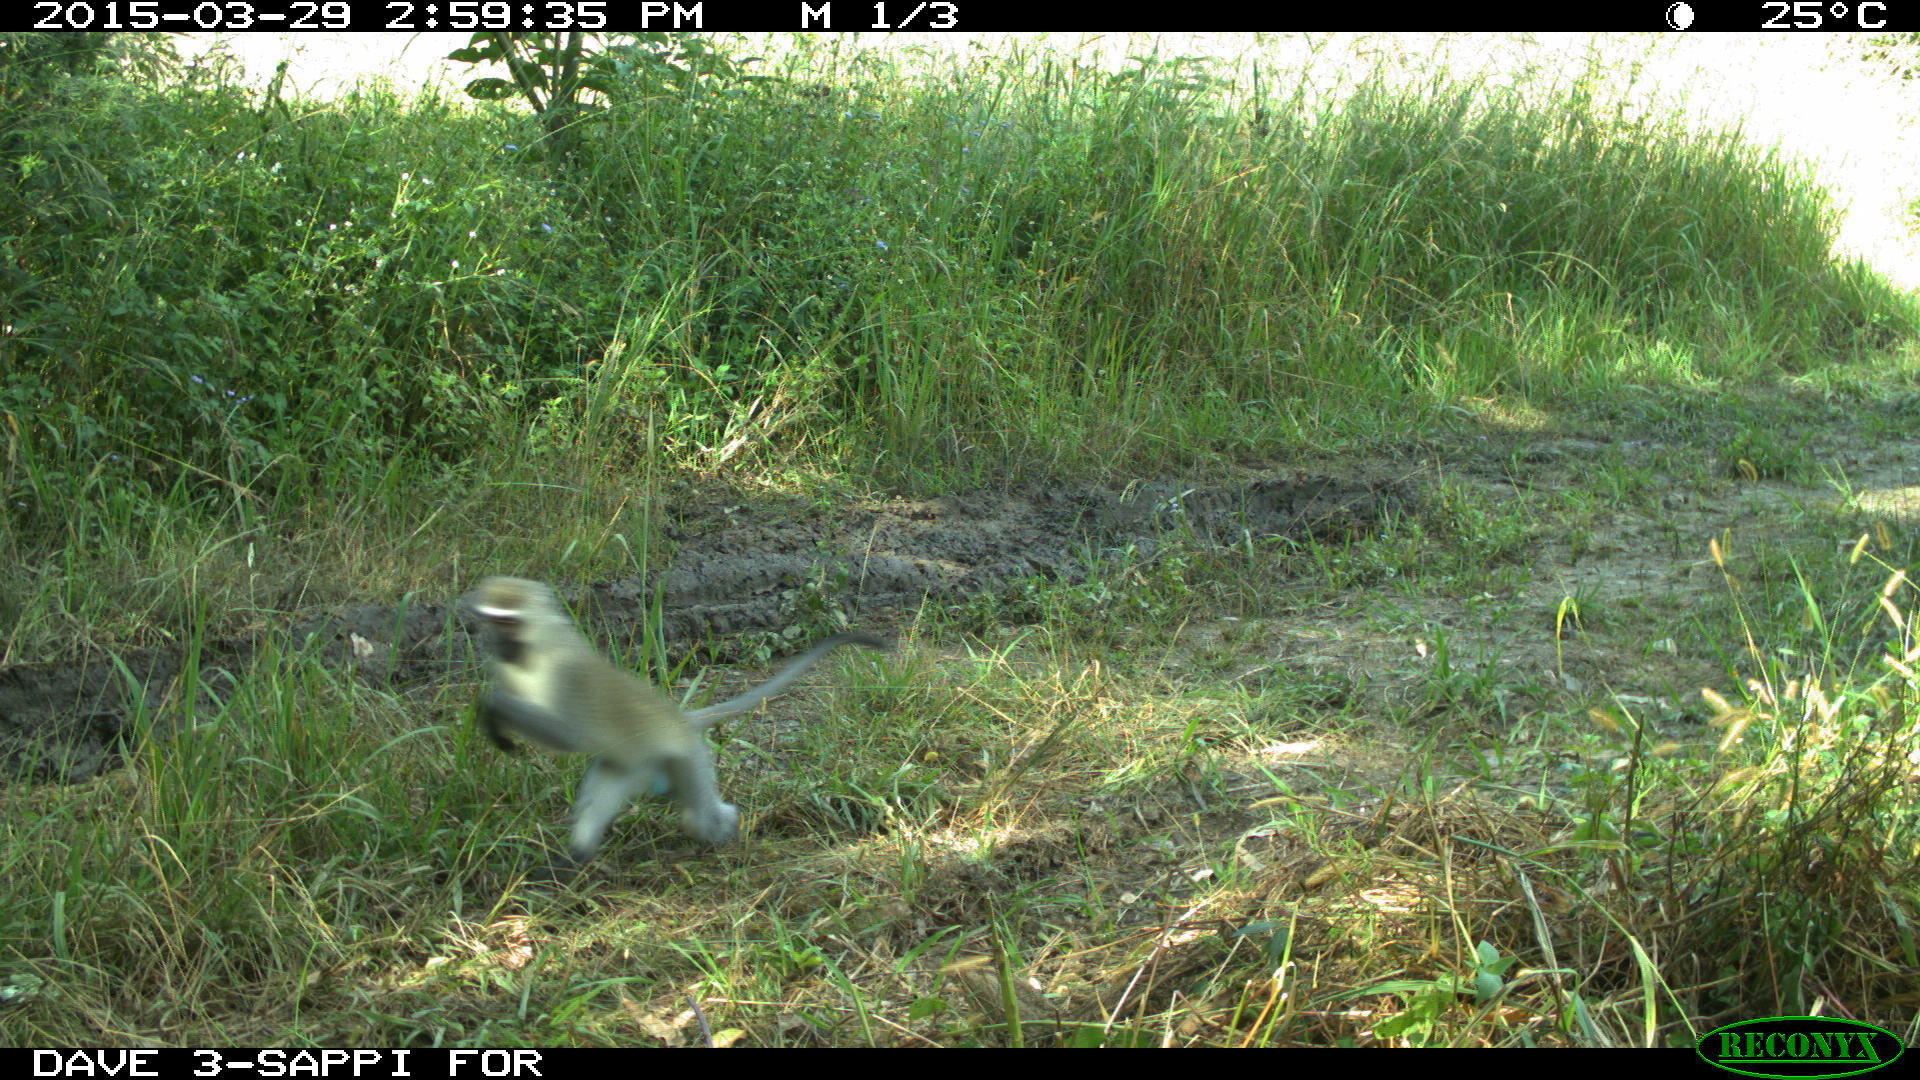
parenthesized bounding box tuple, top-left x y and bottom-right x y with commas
(1698, 1017, 1903, 1079)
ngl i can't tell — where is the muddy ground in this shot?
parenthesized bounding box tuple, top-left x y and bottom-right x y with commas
(8, 401, 1919, 795)
(0, 473, 1414, 784)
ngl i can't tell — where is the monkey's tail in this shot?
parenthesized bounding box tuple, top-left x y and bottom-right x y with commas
(683, 632, 887, 729)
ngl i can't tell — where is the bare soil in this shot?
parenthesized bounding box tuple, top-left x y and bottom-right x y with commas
(0, 473, 1413, 784)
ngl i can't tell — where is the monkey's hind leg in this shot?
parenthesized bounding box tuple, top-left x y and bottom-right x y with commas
(567, 756, 663, 863)
(661, 750, 740, 846)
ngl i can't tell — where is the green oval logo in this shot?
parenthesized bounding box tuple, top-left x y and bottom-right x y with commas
(1698, 1017, 1904, 1079)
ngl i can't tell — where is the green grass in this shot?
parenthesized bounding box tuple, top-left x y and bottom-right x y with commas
(1, 32, 1918, 1047)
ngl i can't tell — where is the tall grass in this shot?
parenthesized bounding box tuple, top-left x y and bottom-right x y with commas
(0, 33, 1916, 1046)
(5, 35, 1913, 595)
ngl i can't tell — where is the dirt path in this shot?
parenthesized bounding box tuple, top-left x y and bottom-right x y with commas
(9, 406, 1917, 792)
(0, 473, 1412, 783)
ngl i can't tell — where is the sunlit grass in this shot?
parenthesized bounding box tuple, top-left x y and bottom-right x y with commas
(1, 31, 1917, 1047)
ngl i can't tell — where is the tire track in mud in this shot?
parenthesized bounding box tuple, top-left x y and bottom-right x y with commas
(0, 473, 1411, 783)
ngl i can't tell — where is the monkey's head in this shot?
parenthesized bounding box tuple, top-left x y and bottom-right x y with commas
(463, 576, 570, 664)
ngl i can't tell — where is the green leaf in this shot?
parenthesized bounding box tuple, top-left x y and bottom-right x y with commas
(462, 78, 517, 101)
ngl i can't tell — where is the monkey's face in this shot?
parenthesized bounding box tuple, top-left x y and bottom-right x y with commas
(464, 577, 554, 665)
(481, 617, 527, 664)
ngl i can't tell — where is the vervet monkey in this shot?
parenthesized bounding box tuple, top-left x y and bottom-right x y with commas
(463, 575, 886, 864)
